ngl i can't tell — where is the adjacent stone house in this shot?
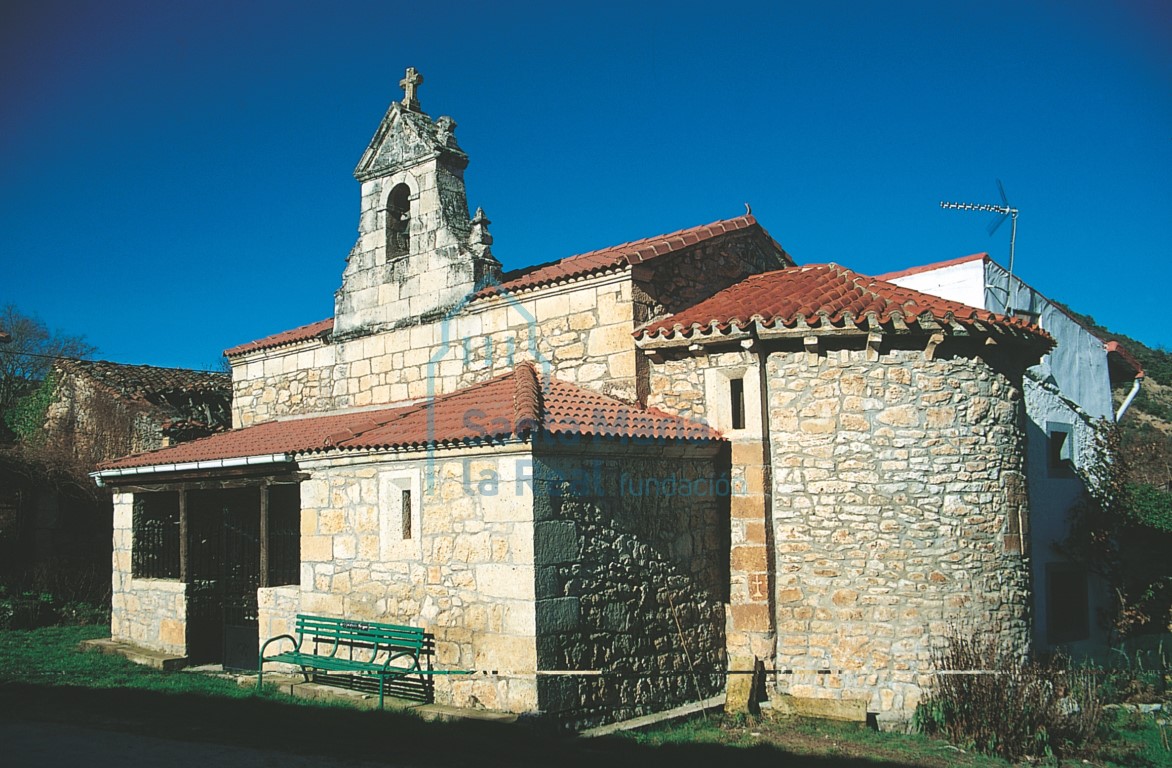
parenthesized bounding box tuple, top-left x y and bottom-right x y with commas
(95, 70, 1054, 727)
(0, 360, 229, 587)
(46, 359, 231, 463)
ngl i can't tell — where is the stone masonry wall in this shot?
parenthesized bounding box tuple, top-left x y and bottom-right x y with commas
(46, 372, 154, 463)
(647, 349, 776, 707)
(765, 343, 1031, 719)
(110, 493, 188, 656)
(634, 231, 789, 323)
(293, 446, 538, 713)
(257, 585, 300, 657)
(231, 341, 337, 427)
(232, 271, 636, 427)
(532, 443, 729, 728)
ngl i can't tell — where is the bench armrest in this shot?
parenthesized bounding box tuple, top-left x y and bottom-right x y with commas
(380, 650, 421, 676)
(260, 633, 299, 659)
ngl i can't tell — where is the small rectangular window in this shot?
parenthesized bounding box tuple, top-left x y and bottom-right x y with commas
(401, 489, 412, 540)
(730, 378, 745, 430)
(1048, 422, 1075, 477)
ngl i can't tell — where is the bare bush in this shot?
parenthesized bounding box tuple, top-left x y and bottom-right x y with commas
(917, 628, 1102, 761)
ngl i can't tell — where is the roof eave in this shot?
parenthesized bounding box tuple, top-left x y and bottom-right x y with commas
(92, 453, 294, 487)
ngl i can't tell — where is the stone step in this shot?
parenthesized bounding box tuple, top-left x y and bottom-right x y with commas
(78, 637, 187, 671)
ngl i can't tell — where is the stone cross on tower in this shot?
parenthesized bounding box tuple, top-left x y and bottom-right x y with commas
(400, 67, 423, 111)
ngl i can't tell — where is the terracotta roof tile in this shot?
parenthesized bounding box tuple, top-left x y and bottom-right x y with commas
(224, 318, 334, 357)
(473, 214, 768, 299)
(636, 264, 1051, 344)
(97, 364, 720, 472)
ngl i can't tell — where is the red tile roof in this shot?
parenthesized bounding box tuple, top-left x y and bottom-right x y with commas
(874, 253, 988, 282)
(473, 214, 786, 299)
(636, 264, 1051, 344)
(224, 318, 334, 357)
(97, 364, 721, 473)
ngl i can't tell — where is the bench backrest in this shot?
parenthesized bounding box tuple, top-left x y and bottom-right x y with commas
(295, 614, 424, 655)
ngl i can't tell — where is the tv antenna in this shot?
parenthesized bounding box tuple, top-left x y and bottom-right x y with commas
(940, 179, 1020, 314)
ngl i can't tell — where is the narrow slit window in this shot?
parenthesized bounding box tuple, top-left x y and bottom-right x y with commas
(401, 489, 412, 540)
(730, 377, 746, 430)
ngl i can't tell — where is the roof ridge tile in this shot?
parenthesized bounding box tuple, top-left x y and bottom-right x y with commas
(474, 213, 773, 299)
(513, 362, 543, 434)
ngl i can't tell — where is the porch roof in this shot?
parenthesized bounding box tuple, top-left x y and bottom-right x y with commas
(94, 363, 721, 476)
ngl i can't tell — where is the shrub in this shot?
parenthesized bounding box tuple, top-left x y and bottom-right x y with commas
(0, 580, 109, 630)
(0, 586, 56, 630)
(916, 629, 1102, 761)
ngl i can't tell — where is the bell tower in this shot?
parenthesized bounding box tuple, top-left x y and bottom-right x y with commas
(334, 68, 501, 338)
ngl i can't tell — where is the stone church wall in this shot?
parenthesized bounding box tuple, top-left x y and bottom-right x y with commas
(765, 343, 1031, 719)
(293, 445, 539, 713)
(232, 271, 637, 428)
(232, 342, 337, 427)
(531, 443, 728, 728)
(634, 231, 789, 323)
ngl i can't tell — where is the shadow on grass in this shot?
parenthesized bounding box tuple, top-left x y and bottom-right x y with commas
(0, 681, 940, 768)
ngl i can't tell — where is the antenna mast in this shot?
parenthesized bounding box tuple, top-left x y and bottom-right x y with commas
(941, 181, 1020, 314)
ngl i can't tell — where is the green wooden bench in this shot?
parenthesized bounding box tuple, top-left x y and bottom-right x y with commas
(258, 614, 471, 709)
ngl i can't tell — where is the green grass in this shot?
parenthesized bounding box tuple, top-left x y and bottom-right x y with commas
(630, 713, 1008, 768)
(1093, 708, 1171, 768)
(0, 625, 263, 697)
(630, 710, 1172, 768)
(1, 626, 1167, 768)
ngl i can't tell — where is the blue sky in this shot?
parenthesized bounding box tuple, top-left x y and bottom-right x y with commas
(2, 0, 1168, 370)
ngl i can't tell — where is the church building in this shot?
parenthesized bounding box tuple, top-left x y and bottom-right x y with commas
(95, 69, 1052, 728)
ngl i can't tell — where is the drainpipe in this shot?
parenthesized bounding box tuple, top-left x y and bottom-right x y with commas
(753, 329, 779, 675)
(1115, 373, 1143, 422)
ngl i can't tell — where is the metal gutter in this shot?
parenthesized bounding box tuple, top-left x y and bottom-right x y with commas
(90, 453, 293, 487)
